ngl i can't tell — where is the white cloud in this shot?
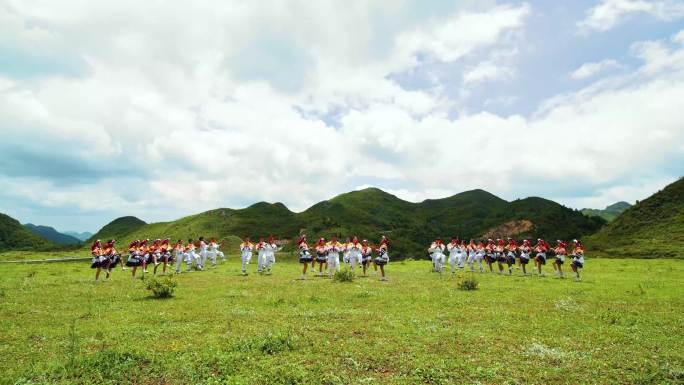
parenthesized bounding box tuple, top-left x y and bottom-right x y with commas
(578, 0, 684, 33)
(570, 59, 623, 80)
(1, 2, 683, 232)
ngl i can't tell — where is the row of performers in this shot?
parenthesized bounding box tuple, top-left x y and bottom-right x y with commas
(427, 238, 585, 280)
(90, 238, 226, 280)
(283, 235, 392, 280)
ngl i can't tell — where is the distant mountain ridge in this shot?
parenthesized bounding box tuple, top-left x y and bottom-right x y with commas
(90, 187, 604, 257)
(586, 178, 684, 258)
(63, 231, 93, 241)
(582, 201, 632, 222)
(24, 224, 81, 245)
(0, 214, 56, 251)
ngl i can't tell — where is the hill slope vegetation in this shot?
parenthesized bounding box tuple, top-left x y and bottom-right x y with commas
(92, 188, 604, 258)
(0, 214, 56, 251)
(581, 201, 632, 222)
(586, 177, 684, 258)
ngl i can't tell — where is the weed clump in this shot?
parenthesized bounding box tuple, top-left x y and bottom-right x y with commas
(457, 275, 479, 291)
(145, 276, 177, 298)
(333, 268, 355, 282)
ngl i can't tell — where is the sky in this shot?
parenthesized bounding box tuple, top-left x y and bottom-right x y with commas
(1, 0, 683, 233)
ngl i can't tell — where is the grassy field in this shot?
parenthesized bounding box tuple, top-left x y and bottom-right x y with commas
(0, 253, 682, 385)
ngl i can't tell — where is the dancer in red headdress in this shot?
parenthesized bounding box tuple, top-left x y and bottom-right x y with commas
(533, 239, 549, 276)
(90, 239, 108, 281)
(553, 240, 567, 278)
(570, 239, 585, 281)
(297, 235, 313, 279)
(519, 239, 532, 275)
(264, 235, 277, 274)
(326, 236, 343, 278)
(314, 238, 328, 276)
(428, 238, 445, 273)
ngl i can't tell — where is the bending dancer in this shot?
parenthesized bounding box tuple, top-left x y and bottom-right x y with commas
(553, 240, 567, 278)
(297, 235, 313, 279)
(570, 239, 585, 281)
(239, 237, 254, 275)
(534, 239, 548, 276)
(360, 239, 373, 276)
(214, 239, 226, 264)
(428, 238, 446, 273)
(326, 236, 343, 278)
(375, 239, 390, 281)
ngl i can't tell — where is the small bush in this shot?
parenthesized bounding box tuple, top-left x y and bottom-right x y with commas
(457, 276, 479, 291)
(145, 276, 177, 298)
(333, 268, 355, 282)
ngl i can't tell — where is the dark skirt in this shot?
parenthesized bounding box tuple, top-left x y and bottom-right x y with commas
(484, 254, 495, 263)
(126, 254, 143, 267)
(555, 257, 565, 265)
(571, 261, 583, 269)
(535, 254, 546, 265)
(108, 254, 121, 267)
(90, 256, 108, 269)
(315, 254, 327, 263)
(374, 257, 388, 266)
(361, 256, 372, 264)
(519, 257, 530, 265)
(505, 255, 516, 265)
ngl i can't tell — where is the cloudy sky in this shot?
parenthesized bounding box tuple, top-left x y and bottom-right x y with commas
(1, 0, 683, 233)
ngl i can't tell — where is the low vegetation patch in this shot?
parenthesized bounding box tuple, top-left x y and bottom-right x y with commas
(333, 268, 355, 282)
(144, 276, 177, 298)
(457, 274, 479, 291)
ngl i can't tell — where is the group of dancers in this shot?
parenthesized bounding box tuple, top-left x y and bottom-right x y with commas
(428, 237, 585, 280)
(90, 234, 585, 282)
(293, 235, 391, 281)
(90, 237, 225, 280)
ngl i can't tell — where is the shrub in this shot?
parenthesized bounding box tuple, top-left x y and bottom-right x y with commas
(144, 276, 177, 298)
(333, 268, 355, 282)
(457, 275, 479, 291)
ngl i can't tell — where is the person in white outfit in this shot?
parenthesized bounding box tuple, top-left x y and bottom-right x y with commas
(173, 240, 189, 273)
(326, 236, 343, 278)
(198, 237, 208, 269)
(264, 235, 277, 274)
(347, 237, 362, 272)
(239, 237, 253, 275)
(256, 238, 267, 273)
(447, 237, 464, 274)
(428, 238, 446, 273)
(205, 238, 222, 268)
(342, 237, 351, 266)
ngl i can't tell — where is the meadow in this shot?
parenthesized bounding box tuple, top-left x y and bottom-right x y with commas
(0, 253, 682, 385)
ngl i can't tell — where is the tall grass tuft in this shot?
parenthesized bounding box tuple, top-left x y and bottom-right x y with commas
(144, 276, 177, 298)
(333, 268, 355, 282)
(457, 274, 479, 291)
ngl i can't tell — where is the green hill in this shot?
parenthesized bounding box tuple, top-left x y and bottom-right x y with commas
(88, 216, 147, 242)
(586, 177, 684, 258)
(0, 214, 56, 251)
(581, 201, 632, 222)
(90, 188, 604, 258)
(24, 224, 81, 245)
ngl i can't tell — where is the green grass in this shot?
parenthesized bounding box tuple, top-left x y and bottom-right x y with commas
(0, 253, 682, 384)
